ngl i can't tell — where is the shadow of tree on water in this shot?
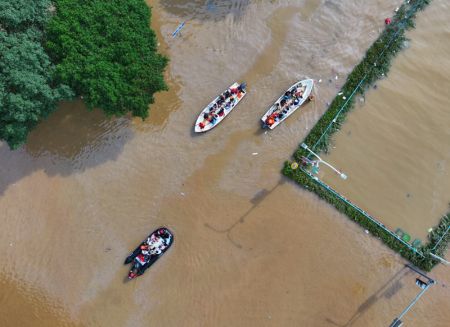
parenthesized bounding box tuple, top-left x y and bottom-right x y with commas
(0, 99, 133, 195)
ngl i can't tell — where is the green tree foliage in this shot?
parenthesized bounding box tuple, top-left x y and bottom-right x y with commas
(46, 0, 168, 118)
(0, 0, 71, 149)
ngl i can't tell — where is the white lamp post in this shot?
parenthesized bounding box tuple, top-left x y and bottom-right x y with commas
(301, 143, 348, 180)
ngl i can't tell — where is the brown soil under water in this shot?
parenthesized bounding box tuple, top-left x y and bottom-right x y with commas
(0, 0, 448, 326)
(321, 0, 450, 242)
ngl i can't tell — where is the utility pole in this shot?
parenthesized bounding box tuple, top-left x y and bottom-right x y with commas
(389, 265, 436, 327)
(301, 143, 347, 179)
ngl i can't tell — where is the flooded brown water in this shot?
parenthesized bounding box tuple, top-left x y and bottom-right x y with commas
(0, 0, 449, 326)
(321, 0, 450, 242)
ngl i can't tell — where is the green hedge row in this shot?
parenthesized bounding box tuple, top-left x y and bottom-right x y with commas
(283, 0, 449, 271)
(295, 0, 431, 160)
(283, 163, 448, 271)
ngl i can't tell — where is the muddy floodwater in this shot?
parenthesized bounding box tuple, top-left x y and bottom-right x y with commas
(321, 0, 450, 242)
(1, 0, 449, 326)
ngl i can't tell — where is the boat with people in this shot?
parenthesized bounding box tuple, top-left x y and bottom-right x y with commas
(124, 227, 173, 280)
(261, 79, 314, 129)
(194, 82, 247, 132)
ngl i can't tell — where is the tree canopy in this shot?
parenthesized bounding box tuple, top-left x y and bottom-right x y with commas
(46, 0, 168, 118)
(0, 0, 72, 149)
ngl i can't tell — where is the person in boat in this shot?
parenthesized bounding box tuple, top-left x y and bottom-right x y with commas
(294, 88, 303, 98)
(150, 246, 162, 255)
(266, 117, 275, 126)
(157, 228, 169, 239)
(218, 108, 225, 117)
(148, 231, 162, 245)
(149, 240, 165, 255)
(238, 83, 246, 93)
(136, 252, 148, 265)
(141, 249, 150, 261)
(272, 103, 280, 114)
(224, 90, 231, 98)
(141, 243, 149, 253)
(129, 267, 138, 279)
(267, 112, 279, 125)
(143, 229, 166, 255)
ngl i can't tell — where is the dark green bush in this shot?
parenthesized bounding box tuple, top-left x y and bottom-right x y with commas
(0, 0, 72, 149)
(46, 0, 168, 118)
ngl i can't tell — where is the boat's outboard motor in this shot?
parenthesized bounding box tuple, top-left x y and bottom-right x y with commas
(128, 262, 142, 280)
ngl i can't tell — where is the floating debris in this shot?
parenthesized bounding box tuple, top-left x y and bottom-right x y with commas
(318, 79, 322, 83)
(172, 21, 186, 38)
(252, 152, 258, 156)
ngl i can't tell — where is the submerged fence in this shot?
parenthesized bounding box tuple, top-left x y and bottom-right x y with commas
(300, 168, 425, 257)
(283, 0, 449, 271)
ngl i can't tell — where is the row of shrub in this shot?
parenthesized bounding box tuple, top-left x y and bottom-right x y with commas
(283, 0, 449, 271)
(283, 162, 449, 271)
(0, 0, 167, 149)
